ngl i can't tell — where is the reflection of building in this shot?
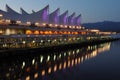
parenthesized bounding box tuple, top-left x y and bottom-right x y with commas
(0, 43, 111, 80)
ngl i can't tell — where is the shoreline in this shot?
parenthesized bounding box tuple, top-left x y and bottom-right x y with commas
(0, 38, 119, 56)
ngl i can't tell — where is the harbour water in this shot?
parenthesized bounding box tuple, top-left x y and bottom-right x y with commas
(0, 40, 120, 80)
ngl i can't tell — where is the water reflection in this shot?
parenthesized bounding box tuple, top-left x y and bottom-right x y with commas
(0, 43, 111, 80)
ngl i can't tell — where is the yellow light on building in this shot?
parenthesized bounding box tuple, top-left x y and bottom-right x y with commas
(26, 30, 32, 34)
(79, 26, 82, 29)
(5, 28, 11, 35)
(90, 29, 99, 32)
(65, 25, 67, 28)
(60, 25, 63, 27)
(0, 30, 2, 34)
(42, 23, 46, 26)
(76, 26, 79, 29)
(44, 31, 49, 34)
(55, 24, 58, 27)
(16, 21, 21, 24)
(73, 26, 75, 28)
(40, 31, 44, 34)
(6, 19, 10, 23)
(0, 14, 3, 17)
(22, 41, 26, 44)
(34, 30, 39, 35)
(35, 22, 39, 26)
(49, 24, 52, 27)
(26, 22, 31, 25)
(69, 26, 72, 28)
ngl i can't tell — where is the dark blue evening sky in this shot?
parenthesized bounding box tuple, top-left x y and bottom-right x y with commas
(0, 0, 120, 23)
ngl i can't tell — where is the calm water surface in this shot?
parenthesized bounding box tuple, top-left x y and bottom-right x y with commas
(0, 41, 120, 80)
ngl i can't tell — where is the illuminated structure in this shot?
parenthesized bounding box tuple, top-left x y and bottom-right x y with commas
(0, 4, 81, 26)
(75, 14, 81, 26)
(68, 12, 75, 26)
(0, 5, 112, 49)
(49, 8, 60, 25)
(59, 10, 68, 25)
(29, 5, 49, 24)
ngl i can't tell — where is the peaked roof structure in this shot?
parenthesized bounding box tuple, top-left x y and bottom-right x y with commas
(5, 4, 21, 20)
(49, 8, 60, 24)
(6, 4, 20, 15)
(59, 10, 68, 25)
(32, 10, 35, 13)
(20, 8, 29, 15)
(75, 14, 81, 26)
(0, 4, 81, 26)
(29, 5, 49, 23)
(68, 12, 75, 26)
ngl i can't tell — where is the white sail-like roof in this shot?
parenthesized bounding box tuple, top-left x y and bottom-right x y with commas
(20, 8, 29, 15)
(5, 4, 21, 20)
(75, 14, 81, 26)
(49, 8, 60, 24)
(59, 10, 68, 25)
(29, 5, 49, 23)
(0, 4, 81, 25)
(68, 12, 75, 26)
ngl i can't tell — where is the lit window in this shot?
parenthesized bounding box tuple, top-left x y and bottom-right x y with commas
(34, 30, 39, 35)
(49, 24, 52, 27)
(60, 25, 63, 27)
(73, 26, 75, 28)
(6, 19, 10, 23)
(64, 25, 67, 28)
(42, 23, 46, 26)
(16, 21, 21, 24)
(26, 22, 31, 25)
(69, 26, 72, 28)
(55, 24, 58, 27)
(0, 14, 3, 17)
(26, 30, 32, 34)
(35, 22, 39, 26)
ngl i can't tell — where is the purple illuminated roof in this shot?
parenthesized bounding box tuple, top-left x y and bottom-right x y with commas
(0, 4, 81, 25)
(68, 12, 75, 26)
